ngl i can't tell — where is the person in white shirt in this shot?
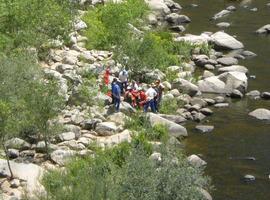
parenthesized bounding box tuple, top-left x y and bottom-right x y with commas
(130, 80, 139, 91)
(119, 68, 128, 93)
(144, 84, 157, 112)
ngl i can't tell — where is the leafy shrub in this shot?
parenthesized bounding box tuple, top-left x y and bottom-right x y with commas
(82, 0, 148, 50)
(125, 113, 168, 143)
(40, 143, 210, 200)
(159, 98, 184, 115)
(0, 0, 76, 52)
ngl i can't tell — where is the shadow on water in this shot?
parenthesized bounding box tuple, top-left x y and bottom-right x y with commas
(175, 0, 270, 199)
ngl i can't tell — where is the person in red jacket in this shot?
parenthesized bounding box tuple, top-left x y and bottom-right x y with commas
(138, 87, 147, 109)
(104, 66, 110, 86)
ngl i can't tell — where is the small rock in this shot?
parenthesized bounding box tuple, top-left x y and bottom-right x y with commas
(195, 125, 214, 133)
(218, 65, 248, 74)
(193, 112, 206, 122)
(214, 103, 229, 108)
(187, 154, 207, 167)
(58, 132, 76, 142)
(231, 89, 243, 98)
(149, 152, 162, 162)
(261, 92, 270, 99)
(214, 96, 225, 103)
(203, 98, 216, 105)
(7, 149, 20, 159)
(249, 108, 270, 120)
(204, 64, 215, 70)
(246, 90, 260, 98)
(165, 13, 191, 25)
(250, 7, 258, 12)
(95, 122, 118, 136)
(244, 174, 255, 182)
(226, 5, 236, 11)
(217, 57, 238, 66)
(256, 24, 270, 34)
(216, 22, 230, 28)
(10, 179, 20, 188)
(200, 108, 213, 116)
(242, 51, 257, 58)
(203, 70, 215, 79)
(170, 25, 186, 32)
(212, 9, 231, 20)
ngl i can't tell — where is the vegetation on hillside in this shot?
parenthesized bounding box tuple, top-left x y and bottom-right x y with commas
(40, 140, 210, 200)
(0, 0, 212, 198)
(0, 0, 76, 54)
(82, 0, 207, 73)
(0, 53, 64, 176)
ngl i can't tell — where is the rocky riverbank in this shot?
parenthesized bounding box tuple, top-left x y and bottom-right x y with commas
(1, 0, 270, 200)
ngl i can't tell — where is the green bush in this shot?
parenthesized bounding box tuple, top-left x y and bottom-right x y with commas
(40, 143, 210, 200)
(0, 0, 76, 52)
(82, 0, 148, 50)
(159, 98, 184, 115)
(125, 113, 168, 143)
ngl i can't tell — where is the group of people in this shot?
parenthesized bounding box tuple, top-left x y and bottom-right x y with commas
(106, 68, 164, 113)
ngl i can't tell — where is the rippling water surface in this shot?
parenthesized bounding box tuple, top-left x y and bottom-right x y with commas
(176, 0, 270, 199)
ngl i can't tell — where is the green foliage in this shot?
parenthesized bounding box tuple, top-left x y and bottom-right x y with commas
(159, 98, 184, 115)
(0, 0, 76, 52)
(82, 0, 148, 49)
(69, 77, 100, 107)
(117, 32, 180, 71)
(0, 53, 64, 154)
(125, 113, 168, 143)
(40, 143, 210, 200)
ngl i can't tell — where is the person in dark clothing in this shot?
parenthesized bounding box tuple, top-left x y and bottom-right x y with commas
(111, 78, 121, 112)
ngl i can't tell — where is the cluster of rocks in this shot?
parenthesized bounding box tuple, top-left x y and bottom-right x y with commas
(146, 0, 190, 33)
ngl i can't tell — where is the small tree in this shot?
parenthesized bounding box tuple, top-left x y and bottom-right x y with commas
(24, 79, 64, 158)
(0, 53, 39, 178)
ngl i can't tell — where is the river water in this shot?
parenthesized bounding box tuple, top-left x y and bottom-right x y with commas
(176, 0, 270, 199)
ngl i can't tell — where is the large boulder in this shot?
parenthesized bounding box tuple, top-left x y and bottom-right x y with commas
(198, 76, 227, 94)
(219, 71, 248, 93)
(172, 78, 199, 97)
(95, 122, 118, 136)
(256, 24, 270, 34)
(0, 159, 44, 195)
(248, 108, 270, 120)
(211, 31, 244, 50)
(147, 113, 188, 138)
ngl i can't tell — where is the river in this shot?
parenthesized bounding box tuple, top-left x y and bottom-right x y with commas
(176, 0, 270, 199)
